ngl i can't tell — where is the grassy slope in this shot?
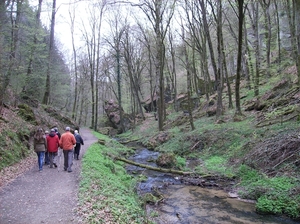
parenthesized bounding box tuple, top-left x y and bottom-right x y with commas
(78, 133, 146, 223)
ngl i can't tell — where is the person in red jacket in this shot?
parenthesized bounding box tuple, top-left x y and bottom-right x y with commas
(59, 127, 76, 172)
(46, 129, 60, 168)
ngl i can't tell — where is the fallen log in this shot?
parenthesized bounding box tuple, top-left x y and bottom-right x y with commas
(119, 138, 141, 144)
(115, 156, 193, 175)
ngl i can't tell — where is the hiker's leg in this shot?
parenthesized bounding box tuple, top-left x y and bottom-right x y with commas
(67, 149, 74, 172)
(40, 152, 45, 169)
(77, 146, 80, 160)
(63, 150, 68, 171)
(36, 152, 41, 170)
(38, 152, 45, 171)
(57, 148, 62, 171)
(74, 144, 79, 159)
(49, 152, 53, 168)
(53, 152, 58, 167)
(45, 151, 49, 165)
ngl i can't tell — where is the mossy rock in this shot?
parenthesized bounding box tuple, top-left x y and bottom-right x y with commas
(156, 152, 176, 168)
(98, 127, 113, 135)
(142, 193, 160, 205)
(18, 104, 36, 123)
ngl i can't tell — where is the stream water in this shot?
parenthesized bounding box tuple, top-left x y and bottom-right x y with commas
(126, 146, 299, 224)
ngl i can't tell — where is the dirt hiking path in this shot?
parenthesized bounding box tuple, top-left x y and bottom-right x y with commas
(0, 128, 98, 224)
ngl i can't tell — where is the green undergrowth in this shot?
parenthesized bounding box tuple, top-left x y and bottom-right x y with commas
(178, 118, 299, 219)
(237, 164, 300, 219)
(78, 132, 145, 224)
(0, 129, 31, 170)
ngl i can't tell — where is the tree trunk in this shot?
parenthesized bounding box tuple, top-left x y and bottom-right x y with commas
(23, 0, 42, 95)
(216, 0, 223, 118)
(202, 35, 211, 100)
(248, 2, 260, 96)
(168, 31, 178, 112)
(199, 0, 218, 91)
(182, 22, 195, 130)
(243, 17, 251, 90)
(156, 30, 164, 130)
(260, 0, 271, 78)
(43, 0, 56, 105)
(69, 5, 78, 120)
(274, 1, 282, 72)
(0, 0, 6, 107)
(296, 0, 300, 85)
(235, 0, 245, 116)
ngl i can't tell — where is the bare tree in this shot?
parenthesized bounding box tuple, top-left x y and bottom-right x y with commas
(199, 0, 218, 88)
(122, 27, 146, 121)
(80, 1, 106, 130)
(180, 18, 195, 130)
(104, 7, 128, 132)
(137, 0, 176, 131)
(166, 29, 178, 112)
(183, 0, 211, 101)
(68, 1, 79, 120)
(136, 22, 156, 113)
(247, 1, 260, 96)
(209, 0, 224, 118)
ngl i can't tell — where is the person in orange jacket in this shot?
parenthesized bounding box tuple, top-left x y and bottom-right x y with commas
(59, 127, 76, 172)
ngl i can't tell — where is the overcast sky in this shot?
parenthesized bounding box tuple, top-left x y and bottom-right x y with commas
(28, 0, 141, 61)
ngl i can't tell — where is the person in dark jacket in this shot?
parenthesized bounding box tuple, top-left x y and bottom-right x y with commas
(54, 127, 61, 139)
(46, 129, 60, 168)
(34, 128, 47, 172)
(54, 127, 63, 171)
(74, 130, 84, 160)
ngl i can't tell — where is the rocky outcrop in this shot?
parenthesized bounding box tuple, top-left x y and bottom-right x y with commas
(104, 100, 133, 133)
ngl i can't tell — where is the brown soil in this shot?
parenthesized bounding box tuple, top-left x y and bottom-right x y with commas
(0, 128, 98, 224)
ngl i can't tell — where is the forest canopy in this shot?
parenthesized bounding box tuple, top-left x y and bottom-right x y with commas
(0, 0, 299, 132)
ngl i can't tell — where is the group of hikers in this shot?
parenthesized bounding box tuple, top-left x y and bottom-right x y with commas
(33, 126, 84, 172)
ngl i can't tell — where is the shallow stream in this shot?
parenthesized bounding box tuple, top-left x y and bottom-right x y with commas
(126, 147, 299, 224)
